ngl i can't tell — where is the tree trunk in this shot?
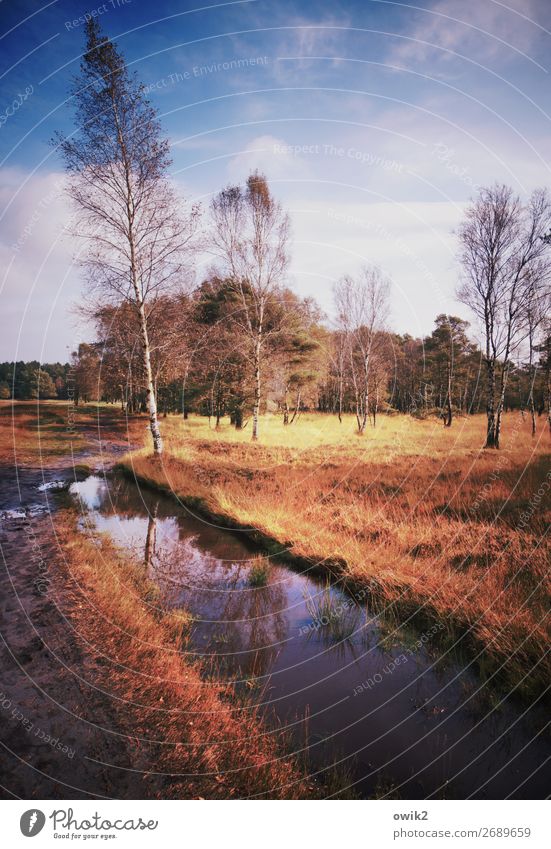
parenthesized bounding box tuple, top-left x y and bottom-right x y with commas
(528, 334, 537, 437)
(372, 384, 379, 427)
(359, 392, 368, 433)
(362, 354, 369, 432)
(494, 358, 512, 450)
(283, 385, 289, 425)
(444, 362, 452, 427)
(356, 398, 367, 433)
(546, 357, 551, 435)
(144, 501, 158, 569)
(182, 385, 188, 419)
(528, 385, 536, 437)
(136, 299, 162, 454)
(234, 406, 244, 429)
(289, 390, 301, 424)
(251, 329, 262, 441)
(485, 358, 497, 447)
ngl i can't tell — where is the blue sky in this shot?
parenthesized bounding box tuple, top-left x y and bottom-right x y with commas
(1, 0, 550, 360)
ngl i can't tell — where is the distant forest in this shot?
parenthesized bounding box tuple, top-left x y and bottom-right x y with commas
(2, 301, 550, 429)
(0, 361, 72, 401)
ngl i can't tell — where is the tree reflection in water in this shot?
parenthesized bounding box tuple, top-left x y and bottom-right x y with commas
(142, 519, 288, 686)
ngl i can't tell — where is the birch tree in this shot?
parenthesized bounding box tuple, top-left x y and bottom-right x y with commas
(211, 172, 290, 441)
(457, 185, 551, 448)
(535, 322, 551, 434)
(58, 20, 198, 454)
(334, 265, 391, 433)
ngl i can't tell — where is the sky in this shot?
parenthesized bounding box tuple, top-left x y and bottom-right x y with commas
(0, 0, 550, 361)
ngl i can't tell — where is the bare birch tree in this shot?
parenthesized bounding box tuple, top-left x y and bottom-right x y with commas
(334, 265, 391, 433)
(332, 329, 347, 423)
(210, 172, 290, 441)
(58, 20, 198, 454)
(457, 184, 551, 448)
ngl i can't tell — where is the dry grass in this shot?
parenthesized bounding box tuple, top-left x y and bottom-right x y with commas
(123, 411, 551, 691)
(0, 401, 83, 464)
(53, 511, 316, 799)
(0, 400, 141, 466)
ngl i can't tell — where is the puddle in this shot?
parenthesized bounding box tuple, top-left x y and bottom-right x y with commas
(68, 474, 550, 799)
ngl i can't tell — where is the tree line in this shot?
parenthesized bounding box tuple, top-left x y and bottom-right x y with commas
(0, 362, 72, 400)
(6, 306, 550, 441)
(10, 19, 546, 453)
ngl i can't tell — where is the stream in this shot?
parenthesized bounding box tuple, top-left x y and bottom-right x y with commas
(68, 472, 550, 799)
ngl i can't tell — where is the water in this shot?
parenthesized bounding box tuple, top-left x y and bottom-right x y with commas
(68, 473, 550, 799)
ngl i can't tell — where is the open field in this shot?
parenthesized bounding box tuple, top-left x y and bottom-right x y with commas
(121, 410, 551, 693)
(0, 400, 136, 466)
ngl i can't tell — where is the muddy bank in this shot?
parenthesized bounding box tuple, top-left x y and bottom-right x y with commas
(0, 406, 150, 797)
(0, 458, 146, 798)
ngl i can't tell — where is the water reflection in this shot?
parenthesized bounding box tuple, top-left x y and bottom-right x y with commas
(144, 500, 158, 568)
(68, 475, 551, 800)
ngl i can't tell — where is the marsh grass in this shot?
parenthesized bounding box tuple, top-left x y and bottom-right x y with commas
(304, 582, 361, 642)
(0, 400, 140, 465)
(370, 774, 402, 799)
(318, 756, 361, 799)
(304, 581, 335, 624)
(248, 555, 271, 587)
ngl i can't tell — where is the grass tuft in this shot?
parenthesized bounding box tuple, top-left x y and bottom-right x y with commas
(248, 556, 271, 587)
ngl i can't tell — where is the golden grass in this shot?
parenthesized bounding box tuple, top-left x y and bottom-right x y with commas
(123, 411, 551, 691)
(0, 401, 81, 464)
(0, 400, 141, 466)
(53, 511, 316, 799)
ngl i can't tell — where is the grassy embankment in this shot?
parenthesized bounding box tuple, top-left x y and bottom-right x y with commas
(1, 401, 315, 798)
(121, 411, 551, 694)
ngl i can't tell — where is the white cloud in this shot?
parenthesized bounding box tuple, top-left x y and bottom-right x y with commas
(225, 134, 316, 183)
(268, 13, 354, 84)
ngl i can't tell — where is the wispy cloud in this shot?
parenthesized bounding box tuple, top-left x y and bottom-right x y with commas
(388, 0, 548, 71)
